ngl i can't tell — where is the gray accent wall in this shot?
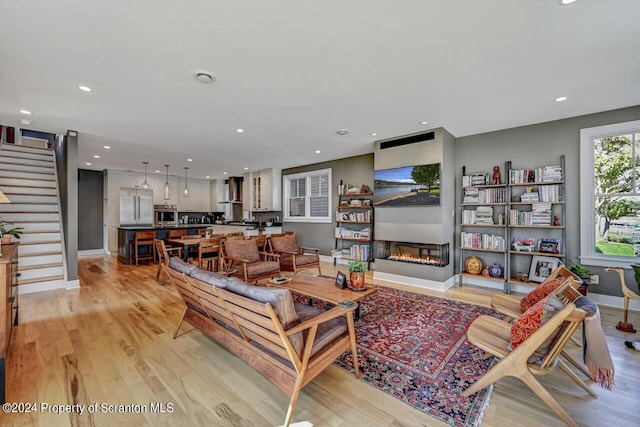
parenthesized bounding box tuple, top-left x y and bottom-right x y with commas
(54, 131, 79, 281)
(78, 169, 104, 250)
(282, 154, 374, 255)
(455, 105, 640, 297)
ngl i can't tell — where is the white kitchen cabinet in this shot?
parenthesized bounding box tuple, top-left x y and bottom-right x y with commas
(250, 168, 281, 212)
(178, 178, 211, 212)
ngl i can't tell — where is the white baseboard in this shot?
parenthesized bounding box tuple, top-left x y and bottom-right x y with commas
(65, 279, 80, 290)
(78, 249, 109, 256)
(586, 292, 640, 312)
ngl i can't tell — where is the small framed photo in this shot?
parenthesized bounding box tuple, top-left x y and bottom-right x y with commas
(528, 255, 560, 283)
(335, 271, 347, 289)
(538, 238, 560, 254)
(362, 199, 371, 206)
(352, 232, 361, 239)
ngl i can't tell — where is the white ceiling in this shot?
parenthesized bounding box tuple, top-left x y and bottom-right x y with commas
(1, 1, 639, 180)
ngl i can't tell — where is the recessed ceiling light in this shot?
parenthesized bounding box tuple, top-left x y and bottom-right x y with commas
(194, 70, 215, 84)
(20, 110, 32, 115)
(237, 129, 244, 133)
(370, 132, 378, 137)
(560, 0, 576, 5)
(93, 155, 100, 158)
(103, 145, 111, 149)
(20, 119, 31, 125)
(85, 162, 92, 166)
(78, 85, 92, 92)
(315, 150, 321, 154)
(555, 96, 568, 102)
(244, 167, 249, 170)
(223, 172, 228, 175)
(420, 121, 429, 125)
(187, 158, 193, 162)
(206, 175, 210, 179)
(336, 129, 349, 135)
(155, 170, 161, 173)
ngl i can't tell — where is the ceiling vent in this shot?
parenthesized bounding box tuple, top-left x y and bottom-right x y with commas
(380, 131, 435, 150)
(194, 70, 215, 83)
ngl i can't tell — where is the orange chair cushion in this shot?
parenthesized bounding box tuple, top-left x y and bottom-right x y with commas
(510, 293, 564, 363)
(520, 277, 564, 312)
(225, 239, 261, 263)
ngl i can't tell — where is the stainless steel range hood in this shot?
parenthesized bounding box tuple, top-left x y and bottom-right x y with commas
(219, 176, 243, 203)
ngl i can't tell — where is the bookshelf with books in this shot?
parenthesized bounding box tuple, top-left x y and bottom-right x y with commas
(459, 163, 509, 290)
(506, 155, 566, 292)
(334, 191, 374, 268)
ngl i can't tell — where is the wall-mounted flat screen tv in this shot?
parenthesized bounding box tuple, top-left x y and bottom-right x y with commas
(374, 163, 440, 207)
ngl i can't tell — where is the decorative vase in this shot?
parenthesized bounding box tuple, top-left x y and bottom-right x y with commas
(349, 272, 365, 289)
(488, 263, 503, 278)
(464, 256, 483, 275)
(1, 236, 11, 244)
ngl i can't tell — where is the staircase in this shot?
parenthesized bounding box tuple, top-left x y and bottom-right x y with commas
(0, 143, 66, 293)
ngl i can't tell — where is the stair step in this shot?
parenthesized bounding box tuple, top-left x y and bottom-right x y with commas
(1, 213, 59, 222)
(0, 187, 57, 196)
(18, 242, 62, 255)
(0, 177, 56, 188)
(0, 204, 58, 213)
(1, 143, 53, 156)
(0, 163, 54, 174)
(19, 251, 63, 258)
(18, 234, 61, 244)
(0, 154, 53, 168)
(19, 274, 65, 286)
(0, 171, 55, 180)
(18, 265, 65, 281)
(12, 223, 60, 233)
(1, 194, 58, 203)
(19, 253, 63, 267)
(19, 262, 63, 271)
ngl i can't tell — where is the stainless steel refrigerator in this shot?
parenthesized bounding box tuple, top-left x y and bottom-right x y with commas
(119, 188, 154, 226)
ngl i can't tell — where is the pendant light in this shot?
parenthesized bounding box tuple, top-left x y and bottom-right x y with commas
(182, 167, 191, 197)
(140, 161, 151, 190)
(163, 165, 171, 200)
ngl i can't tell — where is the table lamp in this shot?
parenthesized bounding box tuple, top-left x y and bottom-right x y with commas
(0, 189, 12, 257)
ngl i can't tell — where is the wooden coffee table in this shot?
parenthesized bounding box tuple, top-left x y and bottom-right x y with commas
(269, 274, 376, 320)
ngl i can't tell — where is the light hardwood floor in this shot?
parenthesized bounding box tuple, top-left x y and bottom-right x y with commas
(2, 255, 639, 427)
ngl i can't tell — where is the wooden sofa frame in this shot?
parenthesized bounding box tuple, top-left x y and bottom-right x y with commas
(162, 263, 360, 427)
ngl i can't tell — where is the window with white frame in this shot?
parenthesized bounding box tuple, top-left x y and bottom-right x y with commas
(283, 168, 332, 222)
(580, 120, 640, 267)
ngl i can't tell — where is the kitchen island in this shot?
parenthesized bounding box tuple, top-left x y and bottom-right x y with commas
(117, 224, 283, 264)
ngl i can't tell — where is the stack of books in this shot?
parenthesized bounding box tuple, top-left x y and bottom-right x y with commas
(463, 188, 480, 203)
(475, 206, 494, 224)
(463, 172, 490, 187)
(461, 232, 506, 250)
(462, 209, 477, 224)
(531, 203, 552, 225)
(520, 192, 540, 203)
(539, 184, 563, 202)
(543, 165, 563, 182)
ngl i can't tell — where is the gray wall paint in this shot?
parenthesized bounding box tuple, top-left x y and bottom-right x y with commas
(456, 105, 640, 297)
(78, 169, 104, 250)
(282, 154, 374, 255)
(54, 131, 78, 281)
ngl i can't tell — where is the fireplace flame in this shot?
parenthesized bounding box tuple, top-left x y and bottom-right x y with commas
(388, 253, 445, 266)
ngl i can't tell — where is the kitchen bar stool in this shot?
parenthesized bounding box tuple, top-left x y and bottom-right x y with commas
(129, 231, 156, 265)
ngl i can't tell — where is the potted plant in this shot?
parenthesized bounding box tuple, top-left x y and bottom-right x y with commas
(347, 259, 368, 290)
(0, 221, 24, 244)
(566, 260, 591, 295)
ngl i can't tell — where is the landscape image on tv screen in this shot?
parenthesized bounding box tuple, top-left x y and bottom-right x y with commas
(374, 163, 440, 207)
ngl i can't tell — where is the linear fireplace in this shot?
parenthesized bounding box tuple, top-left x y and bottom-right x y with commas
(377, 241, 449, 267)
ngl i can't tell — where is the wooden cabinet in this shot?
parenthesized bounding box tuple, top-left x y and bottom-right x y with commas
(0, 244, 18, 403)
(249, 169, 281, 212)
(178, 178, 211, 212)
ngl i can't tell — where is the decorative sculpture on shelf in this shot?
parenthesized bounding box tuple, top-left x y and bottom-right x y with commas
(493, 165, 501, 185)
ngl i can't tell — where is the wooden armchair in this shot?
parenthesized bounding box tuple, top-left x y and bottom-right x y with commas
(196, 236, 222, 271)
(463, 300, 589, 427)
(220, 238, 281, 283)
(154, 239, 183, 280)
(268, 233, 321, 276)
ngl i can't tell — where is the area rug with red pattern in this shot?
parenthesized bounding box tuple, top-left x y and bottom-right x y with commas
(333, 285, 503, 427)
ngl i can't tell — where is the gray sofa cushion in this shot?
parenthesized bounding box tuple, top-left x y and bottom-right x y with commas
(190, 269, 229, 289)
(169, 257, 198, 274)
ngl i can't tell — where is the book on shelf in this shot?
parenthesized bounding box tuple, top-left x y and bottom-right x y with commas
(461, 232, 506, 250)
(531, 203, 552, 225)
(520, 192, 540, 203)
(510, 165, 564, 184)
(463, 172, 490, 187)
